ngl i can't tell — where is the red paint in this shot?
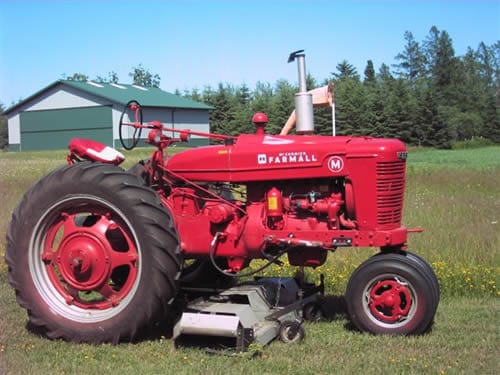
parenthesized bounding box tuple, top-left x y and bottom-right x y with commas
(44, 210, 138, 309)
(68, 138, 124, 165)
(252, 112, 268, 135)
(67, 103, 410, 273)
(368, 279, 412, 323)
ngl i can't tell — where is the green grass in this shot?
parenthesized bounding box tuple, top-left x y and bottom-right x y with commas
(407, 145, 500, 170)
(1, 273, 498, 375)
(1, 145, 499, 373)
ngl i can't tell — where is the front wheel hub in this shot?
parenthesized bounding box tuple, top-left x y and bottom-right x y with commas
(368, 278, 412, 323)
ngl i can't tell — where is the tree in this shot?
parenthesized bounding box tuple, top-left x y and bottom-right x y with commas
(100, 27, 497, 146)
(364, 60, 376, 84)
(65, 72, 88, 82)
(480, 93, 500, 142)
(229, 84, 253, 134)
(251, 82, 273, 112)
(0, 102, 8, 149)
(377, 63, 394, 81)
(380, 79, 416, 142)
(334, 77, 369, 136)
(476, 42, 496, 87)
(129, 64, 160, 87)
(209, 83, 235, 135)
(433, 30, 457, 94)
(95, 71, 119, 84)
(394, 31, 427, 81)
(414, 87, 438, 146)
(332, 60, 359, 80)
(270, 80, 296, 134)
(423, 25, 441, 75)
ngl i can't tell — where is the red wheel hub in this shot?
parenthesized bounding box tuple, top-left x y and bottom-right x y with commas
(58, 234, 111, 291)
(368, 279, 412, 323)
(41, 210, 139, 309)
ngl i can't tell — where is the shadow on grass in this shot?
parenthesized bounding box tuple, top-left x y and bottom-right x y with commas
(23, 293, 355, 345)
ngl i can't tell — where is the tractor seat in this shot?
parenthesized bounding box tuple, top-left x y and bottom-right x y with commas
(68, 138, 125, 165)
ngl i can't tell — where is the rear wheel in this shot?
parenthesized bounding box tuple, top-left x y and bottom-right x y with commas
(6, 162, 181, 343)
(346, 253, 438, 335)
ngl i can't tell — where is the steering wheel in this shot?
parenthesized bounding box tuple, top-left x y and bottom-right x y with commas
(119, 100, 143, 150)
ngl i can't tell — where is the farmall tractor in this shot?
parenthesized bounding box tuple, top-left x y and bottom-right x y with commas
(6, 51, 439, 346)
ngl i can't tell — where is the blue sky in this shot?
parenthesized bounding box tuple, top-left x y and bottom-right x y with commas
(1, 0, 499, 106)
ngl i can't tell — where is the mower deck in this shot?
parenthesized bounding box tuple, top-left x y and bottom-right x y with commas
(173, 277, 322, 350)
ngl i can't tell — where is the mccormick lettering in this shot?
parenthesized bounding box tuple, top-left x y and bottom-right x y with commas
(257, 151, 318, 165)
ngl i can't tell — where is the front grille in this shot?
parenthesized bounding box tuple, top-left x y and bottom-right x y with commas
(376, 161, 405, 225)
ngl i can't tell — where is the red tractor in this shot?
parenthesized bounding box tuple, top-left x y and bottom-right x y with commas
(6, 51, 439, 344)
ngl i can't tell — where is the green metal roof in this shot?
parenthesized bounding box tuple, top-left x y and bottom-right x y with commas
(5, 80, 212, 115)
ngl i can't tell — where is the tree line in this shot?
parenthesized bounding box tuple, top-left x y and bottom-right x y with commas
(180, 26, 499, 148)
(1, 26, 498, 149)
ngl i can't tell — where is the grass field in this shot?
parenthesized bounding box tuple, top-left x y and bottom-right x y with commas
(1, 145, 499, 374)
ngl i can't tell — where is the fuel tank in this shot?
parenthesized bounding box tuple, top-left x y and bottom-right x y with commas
(165, 134, 406, 182)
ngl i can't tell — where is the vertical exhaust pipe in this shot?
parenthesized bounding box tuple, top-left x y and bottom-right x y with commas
(288, 50, 314, 134)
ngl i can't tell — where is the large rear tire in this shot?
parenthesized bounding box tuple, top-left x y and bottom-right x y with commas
(346, 253, 438, 335)
(6, 162, 181, 343)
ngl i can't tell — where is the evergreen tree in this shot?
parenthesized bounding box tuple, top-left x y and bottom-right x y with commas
(364, 60, 376, 84)
(383, 79, 417, 142)
(251, 82, 273, 113)
(334, 78, 369, 136)
(477, 42, 495, 87)
(269, 79, 296, 134)
(377, 63, 394, 81)
(332, 60, 360, 80)
(480, 95, 500, 142)
(394, 31, 427, 81)
(209, 83, 235, 135)
(229, 84, 253, 134)
(433, 30, 457, 96)
(189, 88, 202, 102)
(423, 25, 441, 76)
(154, 27, 499, 146)
(414, 87, 438, 146)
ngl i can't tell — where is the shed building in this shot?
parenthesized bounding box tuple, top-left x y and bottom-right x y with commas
(5, 80, 212, 151)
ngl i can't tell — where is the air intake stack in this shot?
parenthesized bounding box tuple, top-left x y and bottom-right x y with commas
(288, 50, 314, 134)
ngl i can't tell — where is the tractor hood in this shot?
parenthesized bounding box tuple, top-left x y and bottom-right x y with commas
(165, 134, 405, 182)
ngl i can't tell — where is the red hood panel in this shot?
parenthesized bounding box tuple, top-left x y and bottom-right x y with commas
(166, 134, 405, 182)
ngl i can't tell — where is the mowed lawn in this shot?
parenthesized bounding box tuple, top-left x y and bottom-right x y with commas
(0, 146, 499, 374)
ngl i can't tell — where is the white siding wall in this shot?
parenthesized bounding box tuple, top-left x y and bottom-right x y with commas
(26, 86, 107, 111)
(8, 114, 20, 144)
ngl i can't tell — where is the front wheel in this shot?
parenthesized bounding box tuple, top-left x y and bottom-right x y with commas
(279, 321, 305, 343)
(6, 162, 181, 343)
(346, 253, 438, 335)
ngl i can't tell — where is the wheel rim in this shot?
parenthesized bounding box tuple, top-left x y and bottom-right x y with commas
(362, 274, 417, 328)
(29, 195, 142, 322)
(282, 326, 296, 342)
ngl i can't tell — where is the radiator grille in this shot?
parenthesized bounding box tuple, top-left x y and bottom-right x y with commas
(376, 161, 405, 225)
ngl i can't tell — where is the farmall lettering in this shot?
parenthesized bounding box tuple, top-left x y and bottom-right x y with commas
(257, 151, 318, 165)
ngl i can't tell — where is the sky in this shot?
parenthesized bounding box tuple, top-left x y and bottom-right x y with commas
(0, 0, 499, 107)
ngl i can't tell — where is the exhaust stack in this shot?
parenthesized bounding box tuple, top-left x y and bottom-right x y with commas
(288, 50, 314, 134)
